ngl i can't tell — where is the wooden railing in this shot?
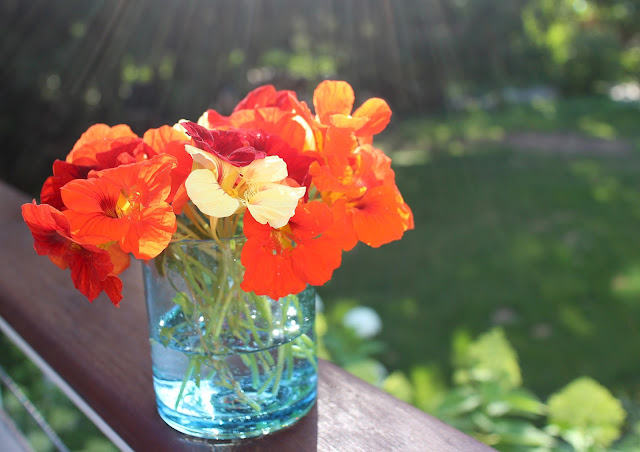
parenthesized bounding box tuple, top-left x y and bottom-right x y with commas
(0, 180, 494, 451)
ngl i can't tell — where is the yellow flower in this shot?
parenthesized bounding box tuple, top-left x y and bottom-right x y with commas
(184, 145, 305, 228)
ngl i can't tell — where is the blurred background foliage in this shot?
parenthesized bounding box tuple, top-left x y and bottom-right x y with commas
(2, 0, 640, 450)
(2, 0, 640, 194)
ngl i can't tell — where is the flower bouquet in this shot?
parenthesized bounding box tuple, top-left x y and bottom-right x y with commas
(22, 81, 413, 439)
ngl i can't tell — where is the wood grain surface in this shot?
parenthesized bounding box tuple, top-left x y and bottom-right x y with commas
(0, 180, 494, 451)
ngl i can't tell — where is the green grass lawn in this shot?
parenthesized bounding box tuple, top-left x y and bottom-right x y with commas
(318, 97, 640, 398)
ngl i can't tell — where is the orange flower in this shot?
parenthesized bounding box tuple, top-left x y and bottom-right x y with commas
(40, 125, 168, 213)
(70, 124, 137, 151)
(21, 202, 125, 305)
(349, 183, 414, 248)
(310, 128, 413, 249)
(66, 124, 156, 169)
(60, 154, 177, 260)
(241, 202, 342, 299)
(312, 80, 392, 145)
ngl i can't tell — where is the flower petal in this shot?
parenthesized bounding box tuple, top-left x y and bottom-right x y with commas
(119, 205, 176, 260)
(22, 202, 72, 257)
(291, 234, 341, 285)
(61, 177, 121, 214)
(185, 168, 240, 218)
(313, 81, 355, 125)
(353, 97, 392, 136)
(242, 155, 288, 183)
(63, 209, 129, 245)
(329, 114, 368, 131)
(241, 238, 306, 299)
(247, 184, 306, 228)
(181, 122, 265, 167)
(185, 144, 218, 170)
(352, 184, 413, 247)
(70, 124, 136, 153)
(101, 276, 124, 306)
(142, 125, 188, 153)
(66, 249, 115, 302)
(234, 85, 278, 111)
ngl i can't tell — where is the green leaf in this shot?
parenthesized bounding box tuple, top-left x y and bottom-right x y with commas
(480, 383, 546, 418)
(316, 312, 328, 338)
(501, 388, 547, 417)
(435, 386, 482, 419)
(171, 292, 192, 315)
(410, 365, 447, 413)
(451, 328, 473, 368)
(383, 371, 414, 403)
(492, 419, 556, 447)
(547, 377, 626, 449)
(454, 327, 522, 389)
(614, 426, 640, 452)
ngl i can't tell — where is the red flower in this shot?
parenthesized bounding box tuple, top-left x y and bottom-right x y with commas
(21, 202, 125, 305)
(200, 85, 317, 153)
(241, 202, 342, 299)
(40, 160, 92, 211)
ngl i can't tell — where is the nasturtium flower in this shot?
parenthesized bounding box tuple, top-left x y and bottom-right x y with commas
(310, 128, 414, 249)
(21, 202, 124, 305)
(348, 183, 414, 248)
(23, 81, 413, 304)
(185, 145, 305, 229)
(241, 202, 342, 299)
(181, 122, 306, 229)
(60, 154, 177, 260)
(40, 125, 171, 214)
(313, 80, 392, 145)
(197, 85, 318, 153)
(69, 123, 137, 156)
(66, 124, 156, 169)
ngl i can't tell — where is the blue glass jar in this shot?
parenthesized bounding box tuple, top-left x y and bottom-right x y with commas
(143, 238, 317, 440)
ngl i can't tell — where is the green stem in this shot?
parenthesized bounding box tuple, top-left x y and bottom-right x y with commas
(271, 344, 287, 396)
(241, 354, 261, 389)
(175, 357, 198, 409)
(292, 335, 318, 371)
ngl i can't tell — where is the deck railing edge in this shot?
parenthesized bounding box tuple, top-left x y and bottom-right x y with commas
(0, 315, 134, 452)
